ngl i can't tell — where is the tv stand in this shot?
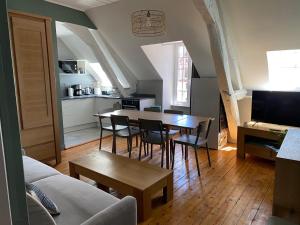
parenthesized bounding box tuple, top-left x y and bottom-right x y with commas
(237, 122, 287, 160)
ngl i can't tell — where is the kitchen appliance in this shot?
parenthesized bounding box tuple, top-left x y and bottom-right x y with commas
(67, 87, 74, 97)
(72, 84, 83, 96)
(94, 87, 101, 95)
(59, 61, 77, 74)
(84, 87, 92, 95)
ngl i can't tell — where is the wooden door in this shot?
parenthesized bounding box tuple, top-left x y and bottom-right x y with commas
(9, 12, 61, 163)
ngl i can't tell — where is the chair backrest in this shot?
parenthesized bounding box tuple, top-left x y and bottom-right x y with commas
(110, 115, 129, 129)
(164, 109, 184, 115)
(144, 107, 161, 112)
(139, 119, 163, 132)
(195, 118, 214, 143)
(139, 118, 164, 143)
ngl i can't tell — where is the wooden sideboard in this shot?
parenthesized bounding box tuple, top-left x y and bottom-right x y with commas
(273, 129, 300, 224)
(237, 123, 286, 160)
(237, 123, 300, 224)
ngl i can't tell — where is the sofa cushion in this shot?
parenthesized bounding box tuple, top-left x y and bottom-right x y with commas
(26, 182, 60, 216)
(33, 174, 119, 225)
(23, 156, 60, 183)
(26, 193, 57, 225)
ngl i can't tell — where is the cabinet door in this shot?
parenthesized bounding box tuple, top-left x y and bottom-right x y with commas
(62, 98, 95, 128)
(10, 13, 60, 162)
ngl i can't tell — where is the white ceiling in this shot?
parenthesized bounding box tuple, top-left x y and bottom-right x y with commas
(45, 0, 121, 11)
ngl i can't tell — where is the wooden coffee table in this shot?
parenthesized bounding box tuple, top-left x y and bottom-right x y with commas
(69, 151, 173, 222)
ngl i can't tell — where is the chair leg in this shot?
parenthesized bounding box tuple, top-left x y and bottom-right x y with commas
(194, 147, 201, 176)
(112, 134, 117, 154)
(143, 142, 147, 156)
(127, 138, 130, 152)
(161, 145, 165, 168)
(206, 143, 211, 167)
(129, 137, 132, 159)
(185, 145, 188, 160)
(150, 144, 153, 159)
(172, 141, 175, 170)
(147, 143, 149, 155)
(135, 135, 138, 147)
(181, 144, 184, 158)
(99, 129, 103, 151)
(139, 139, 143, 161)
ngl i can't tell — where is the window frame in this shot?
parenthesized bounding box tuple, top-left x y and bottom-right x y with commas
(173, 42, 192, 107)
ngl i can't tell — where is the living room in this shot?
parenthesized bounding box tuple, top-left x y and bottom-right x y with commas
(1, 0, 300, 225)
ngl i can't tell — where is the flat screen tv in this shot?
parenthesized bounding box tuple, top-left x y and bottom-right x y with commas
(251, 90, 300, 127)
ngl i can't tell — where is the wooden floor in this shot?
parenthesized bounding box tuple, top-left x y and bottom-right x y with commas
(55, 136, 275, 225)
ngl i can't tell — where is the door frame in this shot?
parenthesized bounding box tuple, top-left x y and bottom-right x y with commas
(0, 0, 29, 224)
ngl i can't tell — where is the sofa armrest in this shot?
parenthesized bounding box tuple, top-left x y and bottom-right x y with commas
(81, 196, 137, 225)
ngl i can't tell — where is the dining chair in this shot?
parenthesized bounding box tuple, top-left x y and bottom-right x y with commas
(171, 118, 214, 176)
(144, 107, 161, 112)
(110, 115, 140, 158)
(138, 119, 166, 168)
(164, 109, 184, 158)
(97, 115, 127, 151)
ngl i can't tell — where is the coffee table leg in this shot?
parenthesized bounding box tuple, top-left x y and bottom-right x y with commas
(136, 191, 152, 222)
(69, 162, 79, 179)
(163, 175, 173, 203)
(97, 183, 109, 192)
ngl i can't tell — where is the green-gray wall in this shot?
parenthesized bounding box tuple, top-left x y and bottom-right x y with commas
(7, 0, 96, 149)
(0, 0, 28, 224)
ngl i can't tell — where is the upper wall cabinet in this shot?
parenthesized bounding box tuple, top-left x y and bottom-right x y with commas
(9, 11, 61, 163)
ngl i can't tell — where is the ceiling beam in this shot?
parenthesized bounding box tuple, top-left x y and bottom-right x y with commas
(193, 0, 243, 143)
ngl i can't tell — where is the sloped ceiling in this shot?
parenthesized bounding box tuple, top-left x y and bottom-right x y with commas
(219, 0, 300, 90)
(45, 0, 121, 11)
(86, 0, 216, 81)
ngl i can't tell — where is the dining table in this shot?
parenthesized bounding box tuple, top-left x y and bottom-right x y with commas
(94, 109, 209, 169)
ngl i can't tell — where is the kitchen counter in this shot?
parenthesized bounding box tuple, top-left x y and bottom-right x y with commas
(61, 95, 155, 101)
(61, 94, 121, 101)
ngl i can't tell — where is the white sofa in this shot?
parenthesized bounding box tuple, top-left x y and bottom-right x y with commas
(23, 156, 137, 225)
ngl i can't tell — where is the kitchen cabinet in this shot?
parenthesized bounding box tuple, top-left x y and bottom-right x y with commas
(62, 98, 95, 130)
(62, 97, 121, 133)
(94, 98, 121, 114)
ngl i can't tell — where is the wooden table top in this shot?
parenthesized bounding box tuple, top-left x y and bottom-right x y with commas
(70, 151, 173, 191)
(95, 110, 209, 129)
(277, 128, 300, 162)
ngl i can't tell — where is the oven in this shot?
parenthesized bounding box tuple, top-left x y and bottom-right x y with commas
(121, 99, 140, 110)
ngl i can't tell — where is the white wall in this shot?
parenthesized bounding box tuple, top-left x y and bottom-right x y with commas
(57, 38, 76, 60)
(142, 43, 175, 110)
(86, 0, 215, 82)
(0, 123, 12, 225)
(219, 0, 300, 90)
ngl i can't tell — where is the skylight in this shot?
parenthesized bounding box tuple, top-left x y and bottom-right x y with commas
(267, 49, 300, 90)
(89, 63, 112, 88)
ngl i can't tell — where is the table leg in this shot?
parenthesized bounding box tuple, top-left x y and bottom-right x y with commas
(97, 183, 109, 192)
(163, 174, 173, 203)
(166, 128, 170, 169)
(69, 162, 79, 179)
(136, 191, 152, 222)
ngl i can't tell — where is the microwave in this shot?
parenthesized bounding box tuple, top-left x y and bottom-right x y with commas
(59, 61, 77, 74)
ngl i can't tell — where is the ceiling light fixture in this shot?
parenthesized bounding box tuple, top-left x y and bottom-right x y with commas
(131, 10, 166, 37)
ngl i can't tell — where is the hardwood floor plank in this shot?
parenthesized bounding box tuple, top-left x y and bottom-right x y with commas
(54, 136, 275, 225)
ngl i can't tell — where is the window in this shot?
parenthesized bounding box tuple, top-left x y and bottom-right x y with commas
(89, 63, 113, 88)
(174, 43, 192, 106)
(267, 49, 300, 90)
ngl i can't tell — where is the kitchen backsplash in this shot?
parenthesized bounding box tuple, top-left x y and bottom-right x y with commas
(59, 74, 96, 97)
